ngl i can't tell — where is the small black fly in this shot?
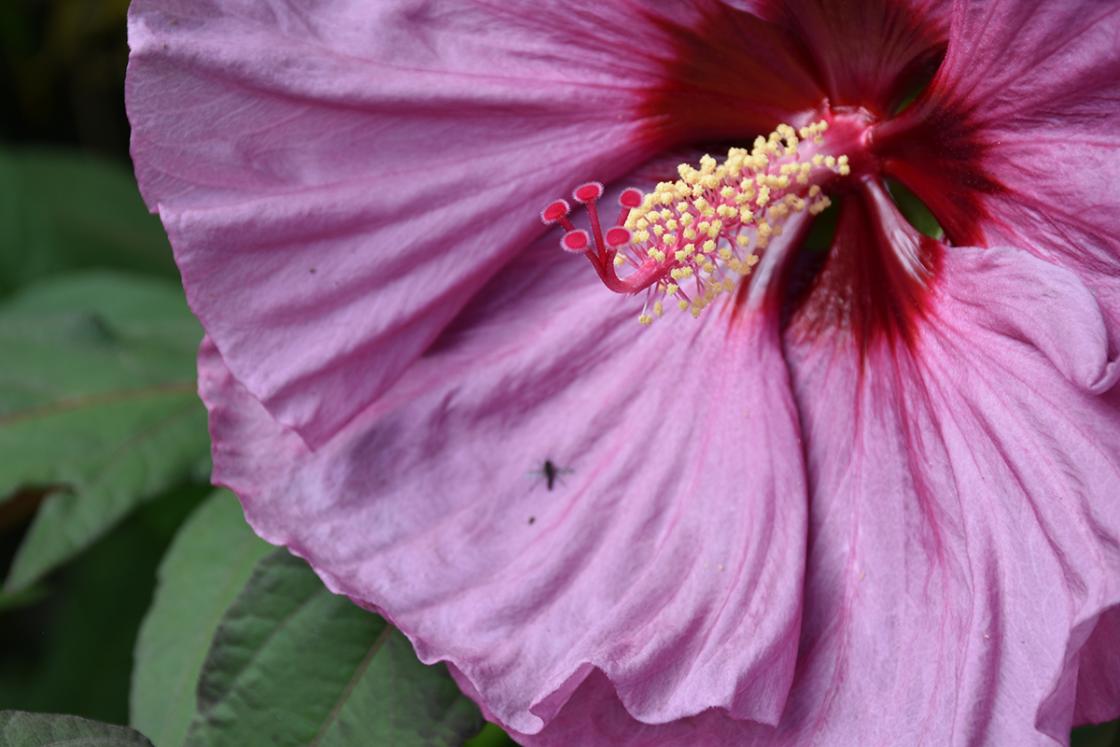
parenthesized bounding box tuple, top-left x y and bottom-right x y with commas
(531, 459, 573, 491)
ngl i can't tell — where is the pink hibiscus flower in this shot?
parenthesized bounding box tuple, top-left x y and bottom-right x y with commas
(125, 0, 1120, 744)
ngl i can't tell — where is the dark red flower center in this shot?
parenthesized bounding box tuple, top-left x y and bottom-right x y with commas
(542, 1, 992, 351)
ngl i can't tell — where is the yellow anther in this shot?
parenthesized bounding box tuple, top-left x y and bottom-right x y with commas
(614, 254, 626, 267)
(639, 314, 653, 326)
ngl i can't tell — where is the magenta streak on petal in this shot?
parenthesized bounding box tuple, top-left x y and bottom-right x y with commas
(762, 0, 948, 115)
(635, 0, 823, 150)
(786, 178, 941, 355)
(872, 0, 1120, 459)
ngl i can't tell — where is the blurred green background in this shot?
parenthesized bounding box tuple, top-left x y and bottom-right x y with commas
(0, 2, 1115, 746)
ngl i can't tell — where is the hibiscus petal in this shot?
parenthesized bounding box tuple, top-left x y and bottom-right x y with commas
(127, 0, 721, 446)
(878, 1, 1120, 337)
(199, 230, 809, 734)
(513, 244, 1120, 745)
(781, 246, 1120, 743)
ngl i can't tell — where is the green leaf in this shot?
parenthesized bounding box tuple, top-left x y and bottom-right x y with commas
(185, 551, 483, 747)
(464, 723, 519, 747)
(885, 177, 944, 240)
(0, 711, 153, 747)
(0, 147, 176, 296)
(130, 490, 272, 747)
(0, 272, 208, 591)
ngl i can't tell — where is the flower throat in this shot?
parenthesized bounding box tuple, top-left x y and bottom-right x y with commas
(541, 120, 850, 325)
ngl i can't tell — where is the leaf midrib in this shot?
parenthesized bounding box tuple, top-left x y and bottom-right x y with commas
(308, 625, 393, 747)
